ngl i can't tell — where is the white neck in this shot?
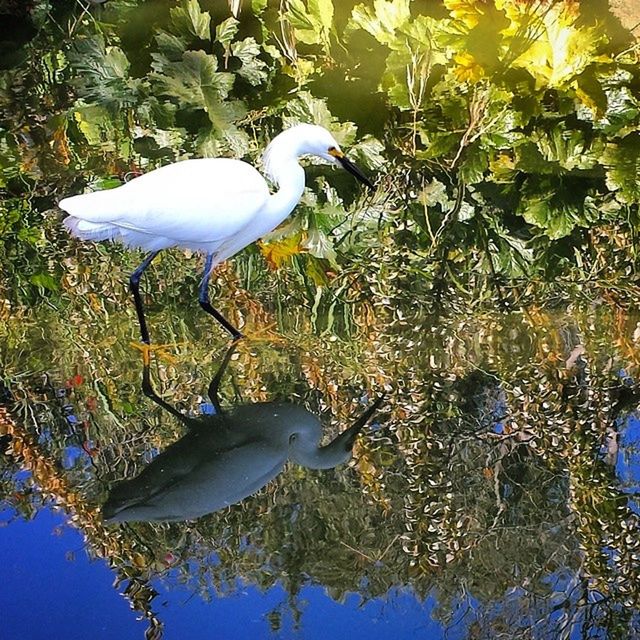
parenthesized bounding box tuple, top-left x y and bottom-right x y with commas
(260, 158, 305, 233)
(245, 127, 315, 242)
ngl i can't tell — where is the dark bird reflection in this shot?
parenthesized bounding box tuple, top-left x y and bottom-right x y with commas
(103, 344, 383, 523)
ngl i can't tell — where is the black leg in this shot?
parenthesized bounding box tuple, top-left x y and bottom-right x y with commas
(129, 251, 160, 344)
(142, 361, 190, 426)
(199, 253, 243, 340)
(207, 341, 238, 414)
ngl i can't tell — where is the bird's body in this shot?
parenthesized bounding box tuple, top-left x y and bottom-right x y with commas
(61, 159, 272, 255)
(59, 123, 373, 341)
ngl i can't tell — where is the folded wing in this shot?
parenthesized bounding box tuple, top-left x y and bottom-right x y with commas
(60, 158, 270, 252)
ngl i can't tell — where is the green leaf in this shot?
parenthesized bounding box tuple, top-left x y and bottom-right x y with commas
(516, 125, 602, 175)
(595, 70, 640, 136)
(518, 177, 595, 239)
(458, 142, 488, 184)
(216, 17, 240, 58)
(73, 105, 120, 150)
(152, 49, 234, 113)
(349, 0, 411, 48)
(284, 92, 357, 146)
(287, 0, 334, 48)
(170, 0, 211, 40)
(533, 126, 600, 171)
(416, 130, 459, 160)
(511, 3, 609, 89)
(67, 36, 141, 112)
(252, 0, 268, 13)
(29, 273, 59, 292)
(601, 134, 640, 204)
(520, 196, 577, 239)
(231, 38, 268, 86)
(155, 31, 188, 61)
(315, 0, 334, 32)
(515, 142, 556, 175)
(350, 136, 386, 169)
(196, 102, 249, 158)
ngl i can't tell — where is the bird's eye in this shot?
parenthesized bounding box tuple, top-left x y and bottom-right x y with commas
(289, 433, 298, 443)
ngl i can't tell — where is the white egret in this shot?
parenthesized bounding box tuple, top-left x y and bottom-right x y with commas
(59, 124, 374, 343)
(103, 343, 383, 523)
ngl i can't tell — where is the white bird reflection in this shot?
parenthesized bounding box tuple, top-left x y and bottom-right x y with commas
(103, 344, 383, 523)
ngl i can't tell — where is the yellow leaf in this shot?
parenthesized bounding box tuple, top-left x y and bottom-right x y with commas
(52, 123, 71, 166)
(258, 233, 305, 269)
(444, 0, 484, 29)
(489, 152, 516, 181)
(131, 552, 148, 569)
(452, 52, 484, 83)
(509, 1, 608, 88)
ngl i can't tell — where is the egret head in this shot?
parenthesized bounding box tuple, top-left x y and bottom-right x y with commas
(301, 124, 375, 190)
(288, 395, 384, 470)
(289, 123, 341, 162)
(264, 124, 375, 190)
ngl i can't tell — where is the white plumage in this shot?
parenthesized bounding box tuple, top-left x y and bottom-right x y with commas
(61, 159, 269, 254)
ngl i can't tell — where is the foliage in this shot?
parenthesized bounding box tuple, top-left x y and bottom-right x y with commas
(0, 0, 639, 310)
(340, 0, 640, 288)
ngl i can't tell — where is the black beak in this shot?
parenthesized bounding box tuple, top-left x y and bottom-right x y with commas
(337, 155, 375, 190)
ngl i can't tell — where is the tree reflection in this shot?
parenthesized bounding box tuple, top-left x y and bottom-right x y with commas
(2, 298, 640, 638)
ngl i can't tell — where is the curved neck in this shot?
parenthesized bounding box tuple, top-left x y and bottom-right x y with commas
(259, 128, 311, 230)
(290, 422, 362, 470)
(262, 160, 305, 231)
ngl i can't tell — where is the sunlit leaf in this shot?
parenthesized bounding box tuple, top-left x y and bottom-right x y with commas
(601, 134, 640, 204)
(252, 0, 268, 12)
(216, 16, 240, 60)
(287, 0, 334, 49)
(349, 0, 410, 48)
(259, 234, 305, 268)
(452, 52, 484, 83)
(443, 0, 484, 30)
(511, 2, 609, 88)
(170, 0, 211, 41)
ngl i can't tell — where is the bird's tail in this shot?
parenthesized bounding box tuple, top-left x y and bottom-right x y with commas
(63, 216, 120, 241)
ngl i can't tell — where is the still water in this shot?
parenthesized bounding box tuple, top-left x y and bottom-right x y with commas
(2, 1, 640, 639)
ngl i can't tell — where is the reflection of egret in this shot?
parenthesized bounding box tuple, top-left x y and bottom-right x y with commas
(60, 124, 374, 343)
(103, 344, 383, 523)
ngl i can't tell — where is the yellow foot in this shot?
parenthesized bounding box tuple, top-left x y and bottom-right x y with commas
(129, 342, 186, 365)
